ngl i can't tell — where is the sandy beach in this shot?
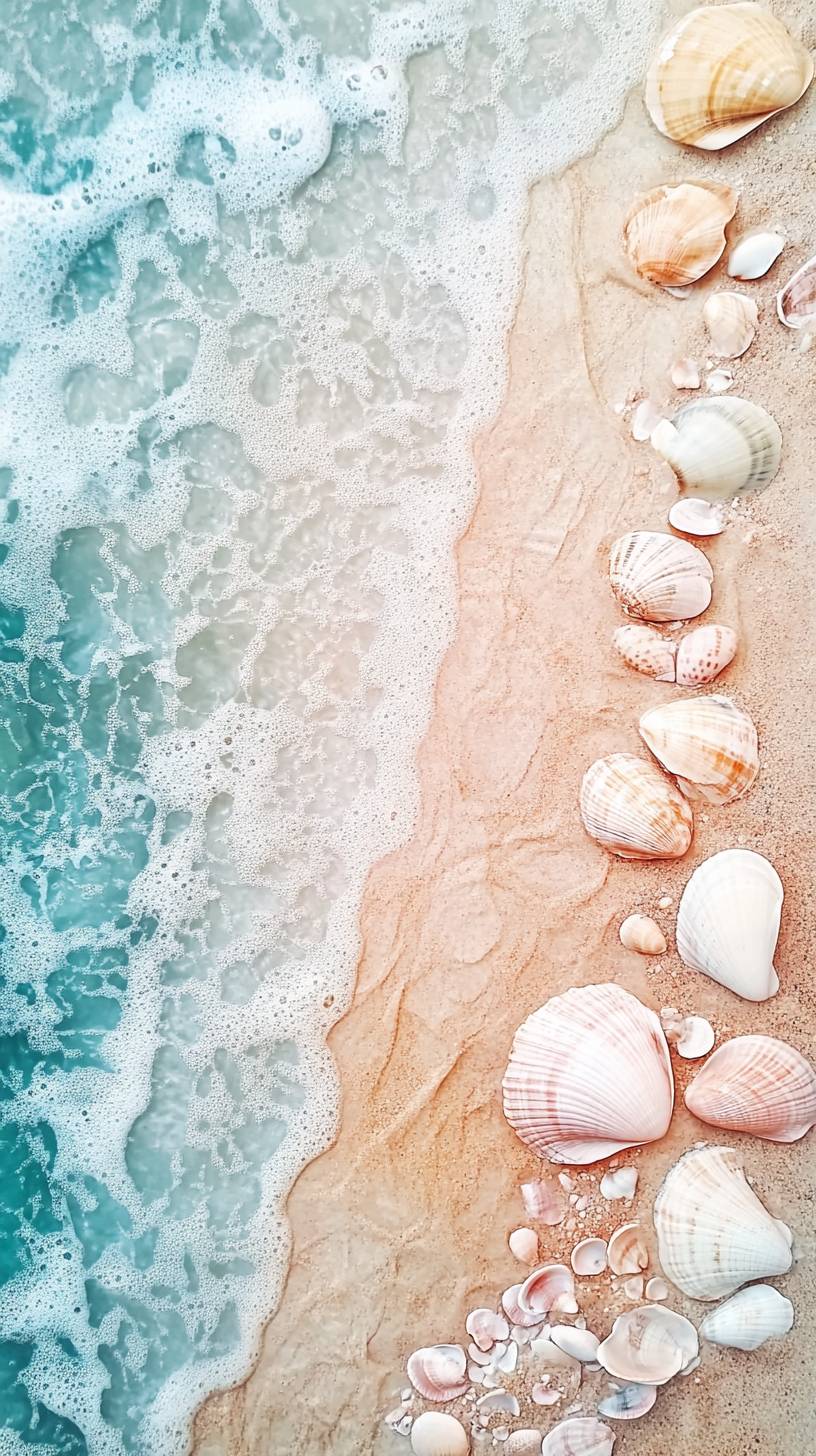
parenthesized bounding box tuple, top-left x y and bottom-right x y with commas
(194, 5, 816, 1451)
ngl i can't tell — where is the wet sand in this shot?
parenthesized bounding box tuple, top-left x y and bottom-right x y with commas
(194, 5, 816, 1452)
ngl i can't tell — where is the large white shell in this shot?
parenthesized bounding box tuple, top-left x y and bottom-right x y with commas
(410, 1411, 470, 1456)
(653, 1145, 793, 1301)
(699, 1284, 794, 1350)
(685, 1034, 816, 1142)
(675, 625, 737, 687)
(676, 848, 782, 1001)
(502, 983, 674, 1165)
(703, 292, 758, 359)
(406, 1345, 469, 1401)
(777, 255, 816, 329)
(597, 1383, 657, 1421)
(651, 397, 782, 502)
(597, 1306, 698, 1385)
(623, 180, 737, 288)
(612, 625, 676, 682)
(609, 531, 713, 622)
(728, 230, 785, 281)
(639, 695, 758, 805)
(541, 1418, 616, 1456)
(580, 753, 694, 861)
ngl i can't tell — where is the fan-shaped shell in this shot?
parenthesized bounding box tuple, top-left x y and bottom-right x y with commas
(541, 1418, 616, 1456)
(676, 848, 782, 1001)
(653, 1145, 793, 1300)
(623, 180, 737, 288)
(597, 1383, 657, 1421)
(639, 695, 758, 805)
(651, 397, 782, 501)
(703, 292, 758, 358)
(502, 983, 674, 1165)
(612, 625, 676, 682)
(609, 531, 713, 622)
(597, 1306, 698, 1385)
(645, 4, 813, 150)
(728, 230, 785, 281)
(685, 1034, 816, 1142)
(406, 1345, 468, 1401)
(777, 255, 816, 329)
(581, 753, 694, 861)
(675, 624, 737, 687)
(699, 1284, 794, 1350)
(607, 1223, 649, 1277)
(410, 1411, 470, 1456)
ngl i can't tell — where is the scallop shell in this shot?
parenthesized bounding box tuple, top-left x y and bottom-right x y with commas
(597, 1306, 698, 1385)
(541, 1418, 616, 1456)
(609, 531, 713, 622)
(502, 983, 674, 1165)
(645, 4, 814, 150)
(777, 254, 816, 329)
(518, 1264, 577, 1318)
(651, 397, 782, 501)
(653, 1145, 793, 1300)
(728, 230, 785, 281)
(612, 625, 677, 682)
(607, 1223, 649, 1277)
(684, 1034, 816, 1142)
(509, 1227, 539, 1265)
(668, 498, 724, 537)
(623, 180, 737, 288)
(597, 1383, 657, 1421)
(619, 913, 667, 955)
(406, 1345, 469, 1401)
(703, 292, 758, 358)
(571, 1237, 608, 1276)
(676, 848, 782, 1001)
(581, 753, 694, 861)
(410, 1411, 470, 1456)
(639, 695, 758, 805)
(699, 1284, 794, 1350)
(675, 625, 737, 687)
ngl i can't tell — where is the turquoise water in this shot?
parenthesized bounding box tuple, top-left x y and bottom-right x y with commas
(0, 1, 655, 1451)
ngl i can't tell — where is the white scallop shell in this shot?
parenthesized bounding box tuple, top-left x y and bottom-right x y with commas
(619, 913, 667, 955)
(668, 498, 724, 536)
(675, 625, 737, 686)
(609, 530, 713, 622)
(406, 1345, 469, 1401)
(607, 1223, 649, 1277)
(599, 1167, 638, 1201)
(541, 1417, 616, 1456)
(597, 1306, 698, 1385)
(728, 230, 785, 281)
(509, 1227, 539, 1265)
(580, 753, 694, 861)
(612, 625, 677, 682)
(777, 255, 816, 329)
(651, 397, 782, 501)
(699, 1284, 794, 1350)
(571, 1237, 608, 1276)
(703, 292, 758, 358)
(597, 1382, 657, 1421)
(502, 983, 674, 1165)
(653, 1145, 793, 1300)
(684, 1034, 816, 1142)
(676, 849, 782, 1001)
(410, 1411, 470, 1456)
(639, 695, 758, 806)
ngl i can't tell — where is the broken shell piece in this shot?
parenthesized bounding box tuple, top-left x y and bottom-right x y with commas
(518, 1264, 577, 1319)
(639, 695, 759, 805)
(619, 913, 667, 956)
(728, 230, 785, 281)
(466, 1309, 509, 1351)
(406, 1345, 468, 1402)
(703, 292, 758, 358)
(521, 1177, 568, 1225)
(608, 1223, 649, 1276)
(646, 1277, 669, 1301)
(541, 1417, 616, 1456)
(612, 624, 677, 683)
(699, 1284, 794, 1350)
(671, 357, 701, 389)
(476, 1390, 520, 1418)
(580, 752, 693, 861)
(651, 397, 782, 501)
(598, 1306, 698, 1384)
(493, 1342, 518, 1376)
(668, 498, 724, 536)
(676, 848, 782, 1001)
(632, 399, 666, 441)
(609, 530, 713, 622)
(706, 368, 734, 394)
(509, 1228, 539, 1266)
(571, 1237, 608, 1276)
(468, 1342, 493, 1366)
(777, 255, 816, 329)
(533, 1385, 562, 1406)
(550, 1326, 601, 1363)
(623, 180, 737, 288)
(597, 1382, 657, 1421)
(684, 1034, 816, 1142)
(386, 1407, 414, 1437)
(410, 1412, 469, 1456)
(675, 625, 737, 687)
(622, 1276, 645, 1301)
(600, 1167, 638, 1201)
(505, 1434, 546, 1456)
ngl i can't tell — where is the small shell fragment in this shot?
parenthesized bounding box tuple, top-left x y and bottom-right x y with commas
(597, 1382, 657, 1421)
(668, 498, 725, 536)
(728, 230, 785, 281)
(660, 1007, 716, 1060)
(476, 1390, 520, 1418)
(600, 1167, 638, 1201)
(410, 1412, 469, 1456)
(571, 1237, 608, 1276)
(532, 1384, 562, 1407)
(607, 1223, 649, 1277)
(550, 1325, 601, 1363)
(521, 1178, 568, 1226)
(706, 368, 734, 394)
(632, 399, 666, 441)
(671, 357, 700, 390)
(646, 1277, 669, 1301)
(619, 913, 667, 956)
(466, 1309, 510, 1351)
(612, 625, 677, 683)
(509, 1227, 539, 1266)
(777, 255, 816, 329)
(505, 1434, 546, 1456)
(622, 1276, 645, 1301)
(699, 1284, 794, 1350)
(541, 1418, 616, 1456)
(703, 292, 758, 358)
(518, 1264, 578, 1319)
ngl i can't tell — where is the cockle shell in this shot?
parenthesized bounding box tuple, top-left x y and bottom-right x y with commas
(609, 531, 713, 622)
(518, 1264, 577, 1318)
(571, 1237, 608, 1276)
(699, 1284, 794, 1350)
(607, 1223, 649, 1277)
(639, 695, 758, 805)
(728, 230, 785, 280)
(502, 983, 674, 1165)
(612, 625, 676, 682)
(777, 255, 816, 329)
(466, 1309, 509, 1351)
(675, 624, 737, 687)
(645, 4, 814, 150)
(703, 292, 758, 358)
(685, 1034, 816, 1142)
(653, 1145, 793, 1300)
(580, 753, 693, 861)
(676, 848, 782, 1001)
(651, 397, 782, 501)
(597, 1306, 698, 1385)
(509, 1227, 539, 1265)
(623, 180, 737, 288)
(406, 1345, 469, 1401)
(501, 1285, 541, 1329)
(597, 1383, 657, 1421)
(600, 1167, 638, 1201)
(619, 913, 667, 955)
(410, 1411, 469, 1456)
(541, 1418, 616, 1456)
(668, 497, 724, 536)
(521, 1178, 567, 1225)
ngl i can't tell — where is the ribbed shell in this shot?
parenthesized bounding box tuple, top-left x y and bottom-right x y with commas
(609, 531, 713, 622)
(501, 983, 674, 1165)
(685, 1034, 816, 1142)
(541, 1418, 615, 1456)
(639, 694, 758, 805)
(777, 255, 816, 329)
(703, 291, 758, 359)
(612, 624, 677, 681)
(650, 396, 782, 501)
(623, 180, 737, 287)
(675, 624, 737, 686)
(406, 1345, 468, 1401)
(699, 1285, 794, 1350)
(645, 4, 814, 150)
(653, 1145, 793, 1300)
(676, 848, 782, 1001)
(597, 1306, 698, 1384)
(580, 752, 694, 860)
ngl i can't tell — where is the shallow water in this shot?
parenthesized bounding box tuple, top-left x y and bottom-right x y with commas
(0, 2, 659, 1451)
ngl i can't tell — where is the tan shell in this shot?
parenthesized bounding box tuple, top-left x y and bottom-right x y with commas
(619, 913, 667, 956)
(651, 396, 782, 501)
(777, 255, 816, 329)
(580, 752, 693, 860)
(624, 180, 737, 287)
(645, 4, 814, 150)
(703, 291, 758, 358)
(612, 625, 676, 682)
(609, 530, 713, 622)
(675, 624, 737, 686)
(684, 1034, 816, 1142)
(638, 694, 758, 805)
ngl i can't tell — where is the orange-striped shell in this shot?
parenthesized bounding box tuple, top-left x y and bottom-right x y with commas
(639, 694, 758, 805)
(580, 752, 693, 860)
(624, 180, 737, 288)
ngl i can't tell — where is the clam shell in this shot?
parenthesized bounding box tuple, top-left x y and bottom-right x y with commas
(541, 1418, 616, 1456)
(676, 848, 782, 1001)
(597, 1382, 657, 1421)
(612, 625, 676, 682)
(728, 230, 785, 281)
(599, 1167, 638, 1201)
(466, 1308, 509, 1351)
(509, 1227, 539, 1265)
(646, 1277, 669, 1301)
(651, 396, 782, 501)
(623, 180, 737, 288)
(406, 1345, 468, 1401)
(597, 1306, 698, 1385)
(609, 531, 713, 622)
(550, 1326, 601, 1363)
(619, 913, 667, 956)
(703, 292, 758, 359)
(580, 753, 694, 861)
(571, 1237, 608, 1276)
(684, 1034, 816, 1142)
(502, 983, 674, 1165)
(675, 624, 737, 687)
(675, 1014, 716, 1059)
(699, 1284, 794, 1350)
(607, 1223, 649, 1277)
(645, 4, 814, 150)
(668, 498, 724, 536)
(777, 254, 816, 329)
(410, 1412, 470, 1456)
(639, 694, 758, 805)
(518, 1264, 577, 1318)
(653, 1145, 793, 1300)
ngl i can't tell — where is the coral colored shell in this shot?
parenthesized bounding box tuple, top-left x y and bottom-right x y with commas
(521, 1177, 567, 1225)
(684, 1034, 816, 1142)
(612, 624, 677, 682)
(675, 624, 737, 687)
(607, 1223, 649, 1277)
(639, 694, 758, 805)
(541, 1418, 616, 1456)
(571, 1237, 608, 1276)
(703, 292, 758, 358)
(668, 498, 724, 536)
(580, 753, 693, 861)
(651, 397, 782, 501)
(518, 1263, 577, 1318)
(619, 913, 667, 956)
(623, 180, 737, 288)
(609, 531, 713, 622)
(406, 1345, 468, 1401)
(653, 1145, 793, 1301)
(699, 1284, 794, 1350)
(645, 4, 813, 150)
(676, 848, 782, 1001)
(410, 1411, 470, 1456)
(597, 1383, 657, 1421)
(502, 983, 674, 1165)
(777, 255, 816, 329)
(597, 1306, 698, 1385)
(728, 230, 785, 280)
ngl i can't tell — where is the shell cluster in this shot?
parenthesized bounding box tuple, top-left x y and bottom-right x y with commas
(613, 622, 737, 687)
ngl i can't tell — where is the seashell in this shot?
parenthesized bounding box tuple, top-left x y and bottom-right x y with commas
(607, 1223, 649, 1277)
(508, 1227, 539, 1266)
(639, 695, 758, 805)
(530, 1336, 580, 1376)
(597, 1382, 657, 1421)
(651, 397, 782, 501)
(644, 4, 813, 150)
(646, 1277, 669, 1301)
(619, 913, 667, 956)
(622, 1276, 645, 1301)
(502, 983, 674, 1164)
(609, 530, 713, 622)
(612, 625, 676, 683)
(501, 1285, 541, 1329)
(599, 1167, 638, 1201)
(532, 1384, 562, 1406)
(468, 1342, 492, 1366)
(541, 1417, 616, 1456)
(410, 1411, 469, 1456)
(521, 1178, 567, 1225)
(505, 1434, 545, 1456)
(699, 1284, 794, 1350)
(385, 1407, 413, 1437)
(476, 1390, 519, 1417)
(580, 753, 693, 861)
(777, 254, 816, 329)
(623, 180, 737, 288)
(675, 624, 737, 687)
(684, 1034, 816, 1142)
(653, 1144, 793, 1300)
(706, 367, 734, 394)
(675, 1014, 715, 1059)
(407, 1345, 469, 1401)
(631, 399, 666, 441)
(550, 1326, 601, 1363)
(676, 848, 782, 1000)
(598, 1306, 698, 1385)
(728, 230, 785, 280)
(466, 1309, 509, 1351)
(703, 292, 758, 358)
(518, 1264, 577, 1318)
(671, 357, 700, 390)
(668, 498, 724, 536)
(571, 1237, 608, 1276)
